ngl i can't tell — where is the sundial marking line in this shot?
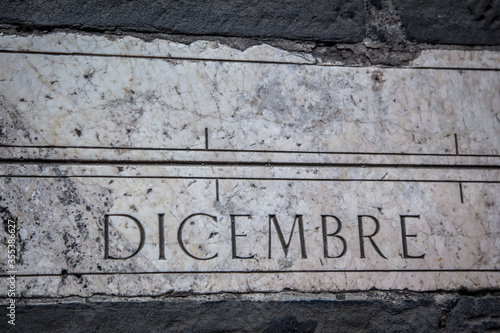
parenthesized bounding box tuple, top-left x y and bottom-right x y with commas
(0, 175, 499, 184)
(3, 268, 500, 278)
(215, 179, 220, 202)
(1, 159, 499, 169)
(3, 49, 500, 72)
(205, 127, 209, 150)
(2, 144, 499, 158)
(453, 134, 465, 204)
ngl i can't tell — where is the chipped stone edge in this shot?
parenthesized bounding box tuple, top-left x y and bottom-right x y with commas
(4, 290, 498, 306)
(0, 32, 315, 64)
(1, 32, 500, 69)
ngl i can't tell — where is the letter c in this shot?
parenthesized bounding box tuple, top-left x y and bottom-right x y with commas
(177, 213, 218, 260)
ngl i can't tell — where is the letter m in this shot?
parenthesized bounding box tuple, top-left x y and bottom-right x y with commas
(268, 215, 307, 259)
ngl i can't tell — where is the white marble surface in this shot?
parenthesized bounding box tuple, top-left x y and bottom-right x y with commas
(1, 53, 499, 155)
(0, 176, 498, 296)
(0, 33, 499, 297)
(410, 49, 500, 69)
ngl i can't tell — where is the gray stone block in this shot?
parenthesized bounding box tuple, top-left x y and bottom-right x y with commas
(394, 0, 500, 45)
(9, 295, 500, 332)
(0, 0, 366, 42)
(11, 298, 440, 332)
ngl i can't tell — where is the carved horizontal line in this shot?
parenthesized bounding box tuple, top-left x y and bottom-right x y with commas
(1, 144, 499, 158)
(2, 268, 499, 278)
(1, 158, 499, 170)
(0, 49, 313, 66)
(1, 174, 499, 184)
(1, 49, 500, 71)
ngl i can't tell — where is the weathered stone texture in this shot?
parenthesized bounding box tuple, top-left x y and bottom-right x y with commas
(394, 0, 500, 45)
(7, 295, 500, 332)
(0, 0, 366, 42)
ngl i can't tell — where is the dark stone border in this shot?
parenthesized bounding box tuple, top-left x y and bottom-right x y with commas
(0, 0, 366, 43)
(1, 0, 499, 46)
(3, 294, 500, 332)
(394, 0, 500, 46)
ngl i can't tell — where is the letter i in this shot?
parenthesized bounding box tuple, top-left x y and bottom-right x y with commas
(159, 213, 166, 260)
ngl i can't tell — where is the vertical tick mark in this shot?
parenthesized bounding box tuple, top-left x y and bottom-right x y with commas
(459, 182, 464, 204)
(215, 179, 220, 202)
(205, 128, 209, 150)
(454, 133, 459, 155)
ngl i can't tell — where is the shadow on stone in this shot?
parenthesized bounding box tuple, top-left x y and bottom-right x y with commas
(263, 315, 318, 333)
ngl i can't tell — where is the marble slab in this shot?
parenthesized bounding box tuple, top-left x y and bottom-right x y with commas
(0, 33, 499, 297)
(0, 32, 315, 63)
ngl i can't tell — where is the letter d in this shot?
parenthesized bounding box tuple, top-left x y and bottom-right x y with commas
(104, 214, 145, 260)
